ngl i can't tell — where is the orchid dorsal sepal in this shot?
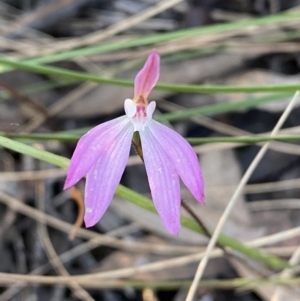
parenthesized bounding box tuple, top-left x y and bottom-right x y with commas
(134, 50, 160, 100)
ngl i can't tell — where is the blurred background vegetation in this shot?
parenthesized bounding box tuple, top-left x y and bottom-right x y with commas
(1, 0, 300, 300)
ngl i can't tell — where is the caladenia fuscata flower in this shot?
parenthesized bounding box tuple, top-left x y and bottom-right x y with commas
(64, 50, 204, 235)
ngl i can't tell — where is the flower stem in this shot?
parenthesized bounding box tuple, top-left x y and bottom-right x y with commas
(181, 199, 230, 255)
(132, 132, 144, 161)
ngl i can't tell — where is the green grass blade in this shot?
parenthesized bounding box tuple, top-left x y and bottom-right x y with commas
(2, 131, 300, 145)
(156, 93, 292, 121)
(0, 136, 69, 167)
(187, 135, 300, 144)
(0, 57, 300, 94)
(25, 12, 300, 65)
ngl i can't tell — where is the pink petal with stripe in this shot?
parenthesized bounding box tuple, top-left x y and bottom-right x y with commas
(64, 116, 130, 189)
(147, 120, 204, 203)
(140, 126, 181, 236)
(84, 122, 134, 227)
(134, 50, 160, 99)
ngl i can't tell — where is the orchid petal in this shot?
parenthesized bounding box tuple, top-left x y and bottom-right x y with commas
(134, 50, 160, 99)
(147, 120, 204, 203)
(84, 122, 134, 227)
(146, 101, 156, 120)
(64, 116, 130, 189)
(124, 98, 136, 118)
(140, 127, 181, 235)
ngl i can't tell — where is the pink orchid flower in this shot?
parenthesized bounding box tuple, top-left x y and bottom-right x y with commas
(64, 50, 204, 235)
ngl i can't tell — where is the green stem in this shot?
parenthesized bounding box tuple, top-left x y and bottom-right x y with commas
(2, 131, 300, 145)
(1, 57, 300, 94)
(156, 94, 291, 121)
(187, 135, 300, 144)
